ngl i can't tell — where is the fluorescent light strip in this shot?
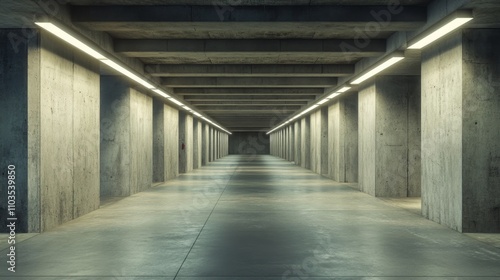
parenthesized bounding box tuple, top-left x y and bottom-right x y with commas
(36, 21, 233, 135)
(317, 98, 329, 105)
(152, 89, 170, 98)
(100, 59, 156, 89)
(35, 22, 106, 60)
(408, 17, 473, 49)
(337, 86, 351, 93)
(351, 56, 405, 85)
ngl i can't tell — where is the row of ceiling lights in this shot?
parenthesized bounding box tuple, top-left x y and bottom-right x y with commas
(34, 20, 232, 135)
(266, 10, 473, 135)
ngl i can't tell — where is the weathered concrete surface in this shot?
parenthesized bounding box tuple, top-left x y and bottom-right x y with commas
(300, 116, 311, 169)
(202, 122, 208, 165)
(101, 75, 153, 198)
(129, 88, 153, 193)
(309, 109, 328, 175)
(164, 104, 179, 180)
(344, 94, 359, 183)
(358, 76, 420, 198)
(422, 30, 500, 233)
(153, 99, 165, 182)
(294, 121, 301, 165)
(229, 132, 269, 155)
(0, 30, 32, 232)
(37, 31, 100, 232)
(179, 112, 194, 173)
(101, 76, 131, 197)
(193, 118, 201, 169)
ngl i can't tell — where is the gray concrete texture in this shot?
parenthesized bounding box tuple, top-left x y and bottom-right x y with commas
(328, 94, 359, 183)
(179, 112, 194, 173)
(422, 29, 500, 233)
(358, 76, 421, 198)
(100, 75, 153, 198)
(229, 132, 270, 155)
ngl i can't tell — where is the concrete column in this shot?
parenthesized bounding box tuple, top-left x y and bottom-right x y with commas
(1, 30, 101, 232)
(193, 119, 202, 169)
(202, 123, 208, 165)
(310, 109, 328, 175)
(294, 121, 301, 165)
(101, 76, 153, 197)
(179, 112, 194, 173)
(289, 125, 295, 162)
(164, 104, 179, 180)
(421, 29, 500, 233)
(328, 94, 359, 183)
(358, 76, 421, 197)
(153, 100, 165, 182)
(301, 116, 311, 169)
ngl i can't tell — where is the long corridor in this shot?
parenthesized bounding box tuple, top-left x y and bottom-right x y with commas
(2, 155, 500, 279)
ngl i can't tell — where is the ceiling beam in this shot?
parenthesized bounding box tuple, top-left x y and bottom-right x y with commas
(162, 77, 337, 88)
(145, 64, 354, 77)
(114, 39, 386, 55)
(71, 5, 426, 23)
(175, 88, 324, 95)
(190, 101, 308, 105)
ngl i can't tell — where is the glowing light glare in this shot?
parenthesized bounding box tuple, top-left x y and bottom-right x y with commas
(351, 56, 405, 85)
(35, 22, 106, 60)
(169, 98, 184, 106)
(317, 98, 329, 105)
(193, 112, 202, 117)
(327, 92, 340, 99)
(101, 59, 155, 89)
(152, 89, 170, 98)
(337, 86, 351, 93)
(408, 17, 473, 49)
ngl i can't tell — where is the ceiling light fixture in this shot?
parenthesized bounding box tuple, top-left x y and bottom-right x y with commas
(35, 20, 232, 135)
(408, 10, 473, 50)
(350, 54, 405, 85)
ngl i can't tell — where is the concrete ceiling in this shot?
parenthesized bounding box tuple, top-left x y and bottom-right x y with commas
(3, 0, 500, 132)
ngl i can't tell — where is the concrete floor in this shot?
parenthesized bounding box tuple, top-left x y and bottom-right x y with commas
(2, 155, 500, 279)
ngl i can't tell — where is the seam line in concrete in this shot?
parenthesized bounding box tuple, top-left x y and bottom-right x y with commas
(173, 161, 239, 280)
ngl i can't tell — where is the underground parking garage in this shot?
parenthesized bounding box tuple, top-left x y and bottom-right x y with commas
(1, 0, 500, 278)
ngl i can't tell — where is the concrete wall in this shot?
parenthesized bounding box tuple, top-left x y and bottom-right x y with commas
(300, 116, 311, 169)
(422, 30, 500, 233)
(229, 132, 270, 155)
(101, 76, 153, 197)
(179, 112, 193, 173)
(39, 31, 101, 232)
(153, 100, 165, 182)
(358, 76, 420, 197)
(328, 95, 358, 182)
(193, 119, 202, 169)
(294, 121, 301, 165)
(1, 29, 40, 232)
(164, 104, 179, 180)
(1, 30, 101, 232)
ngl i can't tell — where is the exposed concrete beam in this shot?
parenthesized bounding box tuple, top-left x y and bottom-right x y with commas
(114, 39, 386, 55)
(145, 64, 355, 77)
(71, 5, 426, 23)
(186, 97, 315, 102)
(175, 88, 324, 95)
(190, 101, 308, 105)
(200, 106, 301, 111)
(162, 77, 337, 88)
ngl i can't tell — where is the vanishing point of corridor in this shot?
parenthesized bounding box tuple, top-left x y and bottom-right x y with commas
(2, 155, 500, 279)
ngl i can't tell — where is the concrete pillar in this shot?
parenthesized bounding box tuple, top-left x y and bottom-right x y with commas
(153, 100, 165, 182)
(0, 30, 100, 233)
(358, 76, 421, 197)
(421, 29, 500, 233)
(289, 125, 295, 162)
(193, 119, 202, 169)
(328, 94, 359, 183)
(202, 123, 208, 165)
(101, 75, 153, 197)
(310, 109, 328, 175)
(179, 112, 193, 173)
(164, 104, 179, 180)
(301, 116, 311, 169)
(294, 121, 301, 165)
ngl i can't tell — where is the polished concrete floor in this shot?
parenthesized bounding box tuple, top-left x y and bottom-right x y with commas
(2, 155, 500, 279)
